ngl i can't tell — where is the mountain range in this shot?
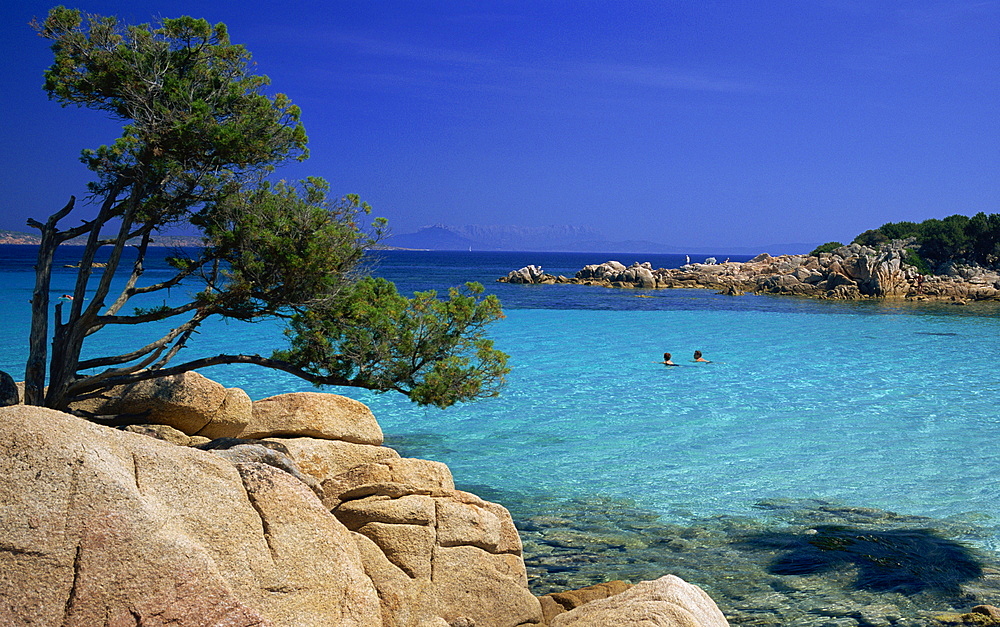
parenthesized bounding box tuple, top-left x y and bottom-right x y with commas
(384, 224, 817, 255)
(1, 226, 818, 255)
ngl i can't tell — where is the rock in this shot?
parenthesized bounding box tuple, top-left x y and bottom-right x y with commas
(69, 371, 251, 437)
(0, 370, 18, 406)
(549, 574, 729, 627)
(243, 392, 383, 443)
(499, 240, 1000, 302)
(268, 436, 401, 486)
(540, 580, 633, 623)
(210, 442, 324, 497)
(329, 459, 542, 626)
(323, 457, 456, 509)
(233, 462, 381, 625)
(197, 386, 253, 439)
(0, 404, 382, 626)
(121, 422, 202, 446)
(936, 605, 1000, 625)
(972, 605, 1000, 620)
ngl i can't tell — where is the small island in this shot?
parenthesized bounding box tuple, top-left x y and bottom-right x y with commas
(500, 218, 1000, 303)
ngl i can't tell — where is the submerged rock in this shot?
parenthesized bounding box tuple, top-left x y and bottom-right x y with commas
(507, 492, 1000, 626)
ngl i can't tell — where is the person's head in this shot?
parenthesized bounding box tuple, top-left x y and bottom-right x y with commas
(694, 350, 702, 359)
(664, 352, 671, 361)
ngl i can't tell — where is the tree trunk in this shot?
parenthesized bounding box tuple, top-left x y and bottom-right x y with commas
(24, 197, 74, 406)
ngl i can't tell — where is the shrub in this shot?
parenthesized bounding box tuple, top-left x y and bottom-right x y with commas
(810, 242, 844, 256)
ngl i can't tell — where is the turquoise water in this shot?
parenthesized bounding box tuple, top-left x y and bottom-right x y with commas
(349, 306, 1000, 543)
(3, 246, 1000, 552)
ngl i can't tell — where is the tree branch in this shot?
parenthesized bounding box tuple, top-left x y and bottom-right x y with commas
(76, 315, 204, 370)
(68, 353, 387, 398)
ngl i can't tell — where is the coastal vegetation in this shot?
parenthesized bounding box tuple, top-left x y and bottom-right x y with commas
(847, 213, 1000, 272)
(23, 7, 508, 411)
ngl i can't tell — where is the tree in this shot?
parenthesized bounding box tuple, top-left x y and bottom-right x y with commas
(966, 212, 1000, 268)
(25, 7, 508, 411)
(809, 241, 843, 256)
(917, 214, 971, 264)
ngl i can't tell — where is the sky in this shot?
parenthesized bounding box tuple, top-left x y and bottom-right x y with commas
(1, 1, 997, 251)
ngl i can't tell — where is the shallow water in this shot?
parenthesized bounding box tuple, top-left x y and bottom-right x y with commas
(3, 246, 1000, 622)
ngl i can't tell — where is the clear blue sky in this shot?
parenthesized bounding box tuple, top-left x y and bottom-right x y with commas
(1, 1, 997, 250)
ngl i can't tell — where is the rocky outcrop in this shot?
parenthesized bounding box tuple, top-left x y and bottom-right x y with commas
(0, 404, 381, 627)
(243, 392, 383, 443)
(0, 369, 17, 407)
(548, 575, 729, 627)
(539, 580, 633, 624)
(3, 379, 733, 626)
(70, 370, 252, 438)
(499, 242, 1000, 302)
(503, 264, 556, 285)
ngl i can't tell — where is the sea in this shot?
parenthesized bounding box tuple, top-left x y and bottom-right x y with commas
(3, 244, 1000, 622)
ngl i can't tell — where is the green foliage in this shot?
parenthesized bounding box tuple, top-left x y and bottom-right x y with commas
(875, 221, 921, 241)
(851, 213, 1000, 270)
(275, 278, 510, 408)
(193, 178, 385, 320)
(809, 242, 843, 256)
(25, 7, 508, 411)
(35, 6, 307, 220)
(902, 248, 931, 275)
(132, 304, 173, 317)
(852, 230, 888, 247)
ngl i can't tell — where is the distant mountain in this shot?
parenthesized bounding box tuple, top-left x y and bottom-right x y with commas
(386, 226, 479, 250)
(1, 225, 817, 256)
(384, 224, 816, 255)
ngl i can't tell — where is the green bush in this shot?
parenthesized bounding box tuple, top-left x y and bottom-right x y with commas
(809, 242, 844, 256)
(903, 248, 931, 275)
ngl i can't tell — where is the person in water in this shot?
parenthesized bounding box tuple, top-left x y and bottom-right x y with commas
(661, 352, 678, 366)
(693, 350, 711, 363)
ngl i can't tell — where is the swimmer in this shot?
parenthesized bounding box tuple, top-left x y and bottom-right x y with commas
(58, 294, 73, 300)
(693, 350, 711, 363)
(661, 352, 678, 366)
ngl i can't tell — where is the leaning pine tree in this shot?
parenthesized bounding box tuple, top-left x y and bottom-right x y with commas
(25, 7, 508, 412)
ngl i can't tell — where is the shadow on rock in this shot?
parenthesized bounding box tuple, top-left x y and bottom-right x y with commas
(738, 524, 983, 595)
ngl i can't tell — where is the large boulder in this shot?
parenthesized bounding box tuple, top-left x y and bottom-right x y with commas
(502, 265, 546, 284)
(266, 436, 401, 486)
(0, 405, 382, 627)
(69, 371, 251, 438)
(243, 392, 383, 444)
(0, 370, 18, 406)
(322, 457, 455, 509)
(326, 460, 543, 626)
(539, 580, 633, 624)
(549, 574, 729, 626)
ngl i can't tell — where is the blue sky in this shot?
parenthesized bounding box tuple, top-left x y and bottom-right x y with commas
(1, 1, 997, 250)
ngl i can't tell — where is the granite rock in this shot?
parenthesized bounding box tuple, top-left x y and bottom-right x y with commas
(549, 574, 729, 627)
(0, 404, 381, 627)
(243, 391, 383, 443)
(69, 370, 251, 437)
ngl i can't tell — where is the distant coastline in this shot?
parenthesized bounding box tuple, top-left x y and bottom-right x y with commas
(0, 230, 205, 247)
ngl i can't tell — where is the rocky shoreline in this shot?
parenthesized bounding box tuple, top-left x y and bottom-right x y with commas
(4, 370, 1000, 625)
(499, 242, 1000, 303)
(0, 370, 731, 627)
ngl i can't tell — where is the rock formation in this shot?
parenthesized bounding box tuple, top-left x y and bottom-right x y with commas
(499, 242, 1000, 302)
(1, 374, 733, 626)
(0, 369, 17, 407)
(548, 575, 729, 627)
